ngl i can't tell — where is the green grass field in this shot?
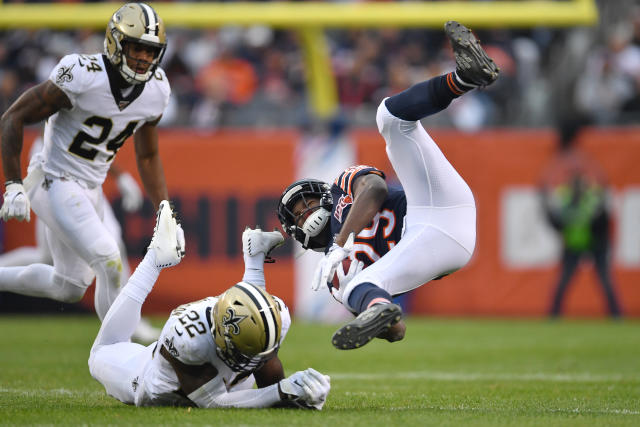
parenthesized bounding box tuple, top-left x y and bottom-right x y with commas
(1, 315, 639, 426)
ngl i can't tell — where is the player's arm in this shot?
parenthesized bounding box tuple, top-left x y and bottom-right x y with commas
(133, 116, 169, 208)
(0, 81, 71, 182)
(334, 173, 388, 247)
(254, 354, 285, 387)
(161, 346, 327, 409)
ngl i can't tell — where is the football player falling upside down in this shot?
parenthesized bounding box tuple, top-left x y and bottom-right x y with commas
(278, 21, 499, 350)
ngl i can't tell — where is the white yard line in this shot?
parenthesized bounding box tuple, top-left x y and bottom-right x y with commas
(331, 371, 637, 382)
(0, 388, 104, 398)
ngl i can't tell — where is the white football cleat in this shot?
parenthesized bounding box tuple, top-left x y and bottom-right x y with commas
(242, 226, 285, 260)
(148, 200, 185, 268)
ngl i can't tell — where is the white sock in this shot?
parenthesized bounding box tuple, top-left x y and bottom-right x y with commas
(242, 253, 266, 288)
(122, 249, 161, 304)
(92, 249, 161, 349)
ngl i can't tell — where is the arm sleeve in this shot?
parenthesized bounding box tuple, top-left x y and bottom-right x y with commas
(187, 380, 281, 408)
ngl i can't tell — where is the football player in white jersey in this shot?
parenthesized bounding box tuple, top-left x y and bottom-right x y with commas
(0, 3, 174, 322)
(90, 201, 331, 409)
(277, 21, 499, 350)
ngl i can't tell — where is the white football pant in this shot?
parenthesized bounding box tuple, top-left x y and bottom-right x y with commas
(342, 101, 476, 310)
(0, 170, 122, 319)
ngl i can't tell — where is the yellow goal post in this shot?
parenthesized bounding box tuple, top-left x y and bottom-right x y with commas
(0, 0, 598, 118)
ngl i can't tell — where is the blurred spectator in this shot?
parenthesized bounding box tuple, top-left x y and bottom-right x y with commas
(0, 2, 638, 128)
(575, 22, 640, 124)
(539, 117, 622, 318)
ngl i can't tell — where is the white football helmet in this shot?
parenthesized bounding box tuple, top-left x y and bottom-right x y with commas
(104, 2, 167, 84)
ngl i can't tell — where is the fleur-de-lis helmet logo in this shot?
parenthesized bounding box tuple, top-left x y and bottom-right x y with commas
(222, 307, 247, 335)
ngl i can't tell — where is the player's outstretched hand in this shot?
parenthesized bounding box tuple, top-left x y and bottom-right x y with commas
(311, 233, 354, 291)
(278, 368, 331, 410)
(0, 182, 30, 222)
(148, 200, 185, 269)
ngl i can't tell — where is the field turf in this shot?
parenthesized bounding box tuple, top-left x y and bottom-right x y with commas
(0, 315, 638, 426)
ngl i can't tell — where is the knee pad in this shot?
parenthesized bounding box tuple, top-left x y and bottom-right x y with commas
(52, 272, 88, 303)
(91, 252, 123, 289)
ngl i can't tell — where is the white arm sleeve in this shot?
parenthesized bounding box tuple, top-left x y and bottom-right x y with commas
(187, 380, 281, 409)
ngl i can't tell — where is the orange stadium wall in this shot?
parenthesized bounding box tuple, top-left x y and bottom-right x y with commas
(3, 128, 640, 318)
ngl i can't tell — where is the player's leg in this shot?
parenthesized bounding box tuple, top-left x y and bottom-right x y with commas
(332, 223, 471, 349)
(41, 179, 123, 320)
(0, 218, 53, 267)
(102, 199, 161, 343)
(89, 201, 184, 404)
(241, 226, 284, 288)
(0, 183, 92, 302)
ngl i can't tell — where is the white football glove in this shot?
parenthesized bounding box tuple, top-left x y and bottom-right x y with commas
(311, 233, 354, 291)
(116, 172, 143, 212)
(0, 182, 30, 222)
(330, 258, 365, 304)
(279, 368, 331, 410)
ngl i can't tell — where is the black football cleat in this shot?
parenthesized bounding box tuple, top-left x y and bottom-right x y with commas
(332, 303, 403, 350)
(445, 20, 499, 88)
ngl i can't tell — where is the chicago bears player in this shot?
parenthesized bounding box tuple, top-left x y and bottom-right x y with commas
(0, 3, 175, 323)
(90, 201, 331, 409)
(278, 21, 499, 350)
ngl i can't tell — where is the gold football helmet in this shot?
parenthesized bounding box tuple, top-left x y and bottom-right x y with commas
(212, 282, 283, 372)
(104, 2, 167, 84)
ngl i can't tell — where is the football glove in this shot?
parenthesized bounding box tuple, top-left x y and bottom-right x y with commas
(278, 368, 331, 410)
(0, 182, 30, 222)
(330, 258, 365, 304)
(311, 233, 354, 291)
(116, 172, 143, 212)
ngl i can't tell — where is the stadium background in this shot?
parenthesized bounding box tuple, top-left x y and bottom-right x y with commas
(0, 0, 638, 319)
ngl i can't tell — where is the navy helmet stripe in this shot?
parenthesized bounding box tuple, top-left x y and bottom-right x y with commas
(236, 283, 278, 352)
(138, 3, 158, 36)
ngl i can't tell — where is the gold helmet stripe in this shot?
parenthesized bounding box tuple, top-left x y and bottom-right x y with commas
(236, 282, 278, 353)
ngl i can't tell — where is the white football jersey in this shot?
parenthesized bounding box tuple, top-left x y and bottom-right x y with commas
(36, 53, 170, 188)
(138, 295, 292, 406)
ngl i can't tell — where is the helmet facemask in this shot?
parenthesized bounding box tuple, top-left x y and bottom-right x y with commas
(212, 282, 282, 373)
(277, 179, 333, 252)
(104, 2, 167, 85)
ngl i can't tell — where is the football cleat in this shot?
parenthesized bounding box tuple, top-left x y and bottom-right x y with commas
(148, 200, 185, 268)
(331, 303, 403, 350)
(242, 226, 285, 262)
(445, 20, 499, 88)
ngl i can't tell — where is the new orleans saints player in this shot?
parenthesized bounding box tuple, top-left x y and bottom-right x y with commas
(0, 3, 174, 325)
(90, 202, 330, 409)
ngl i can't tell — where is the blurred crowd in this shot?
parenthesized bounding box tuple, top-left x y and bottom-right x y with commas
(1, 1, 639, 130)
